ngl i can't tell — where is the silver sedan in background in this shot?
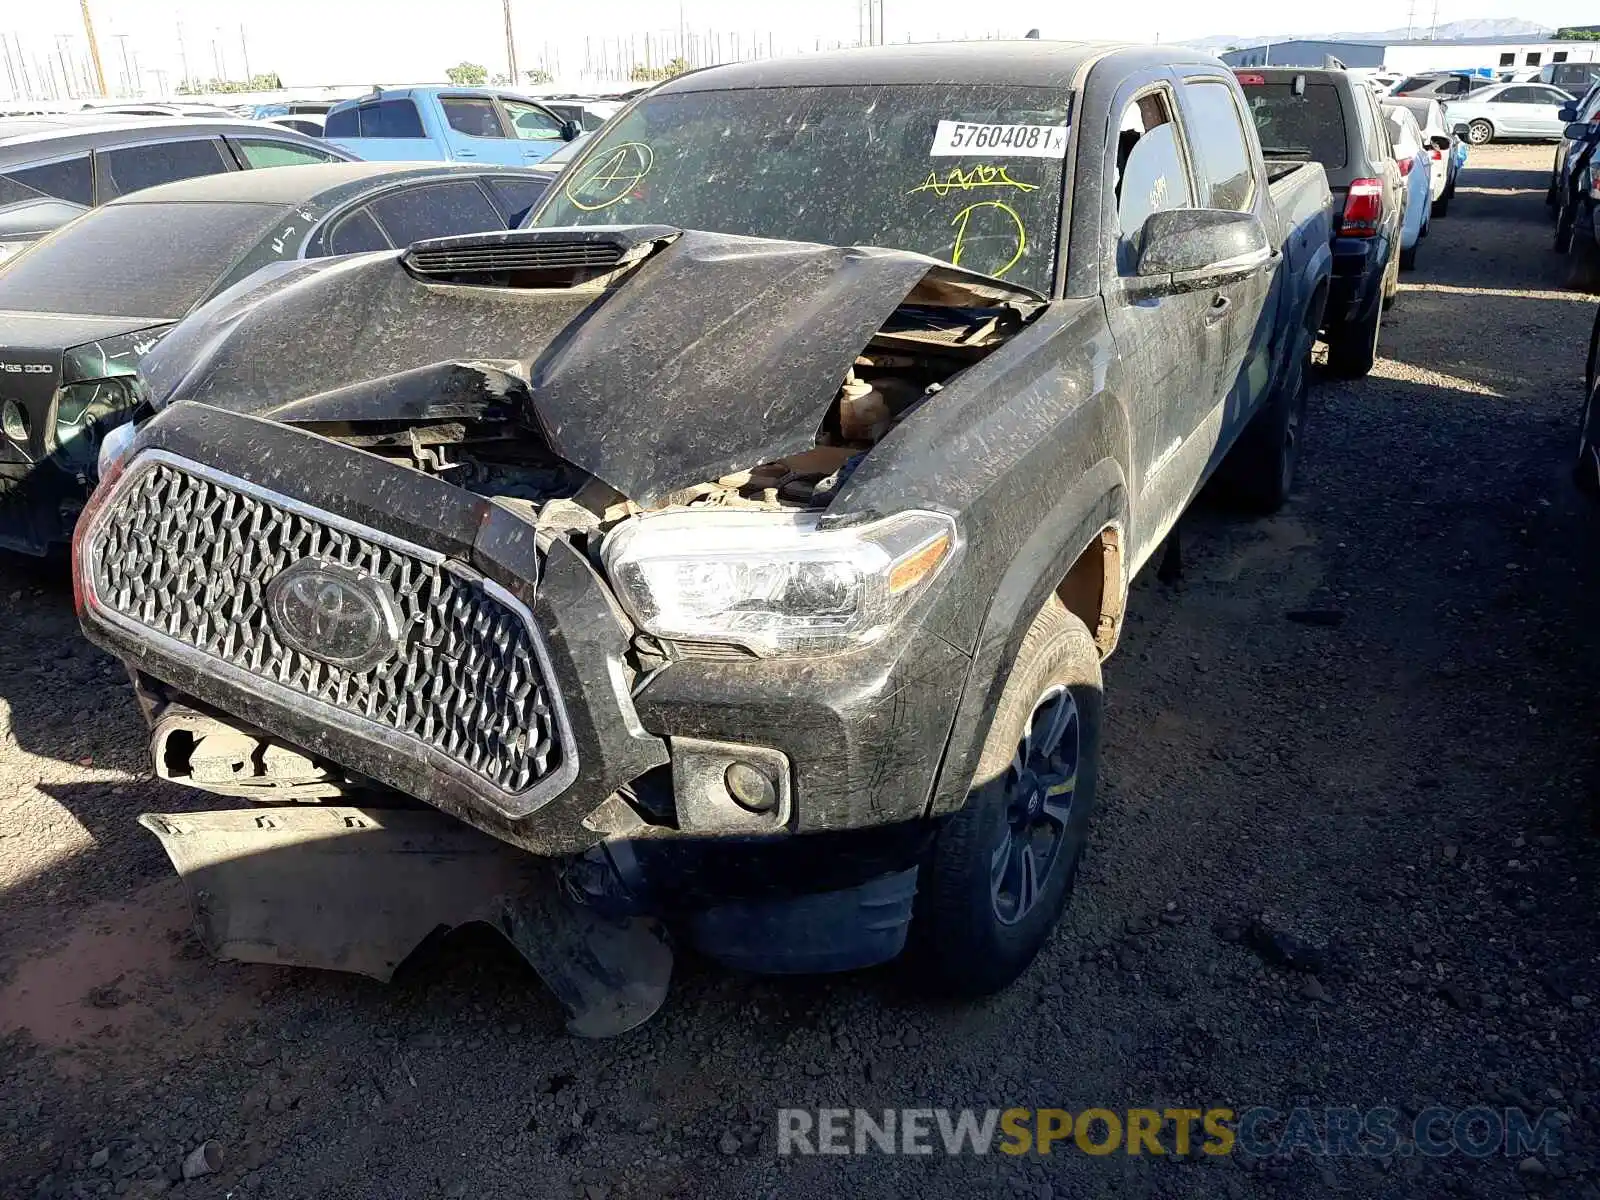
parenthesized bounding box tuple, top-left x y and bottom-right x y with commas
(1445, 83, 1576, 145)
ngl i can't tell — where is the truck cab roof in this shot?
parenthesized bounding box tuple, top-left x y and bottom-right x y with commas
(653, 40, 1221, 92)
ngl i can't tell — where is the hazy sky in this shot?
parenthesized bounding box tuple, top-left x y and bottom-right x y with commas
(3, 0, 1597, 97)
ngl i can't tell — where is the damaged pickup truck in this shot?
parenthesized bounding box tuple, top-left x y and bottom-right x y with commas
(75, 42, 1333, 1035)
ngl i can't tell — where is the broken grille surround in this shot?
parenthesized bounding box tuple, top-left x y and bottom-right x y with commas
(79, 449, 580, 817)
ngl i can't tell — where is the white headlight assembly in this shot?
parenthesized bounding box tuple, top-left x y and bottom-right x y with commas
(601, 508, 957, 657)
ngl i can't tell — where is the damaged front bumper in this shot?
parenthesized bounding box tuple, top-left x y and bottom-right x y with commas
(141, 804, 671, 1036)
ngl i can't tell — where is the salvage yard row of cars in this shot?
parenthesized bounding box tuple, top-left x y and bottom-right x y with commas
(0, 42, 1571, 1034)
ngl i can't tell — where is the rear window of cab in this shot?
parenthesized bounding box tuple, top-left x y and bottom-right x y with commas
(1238, 81, 1350, 170)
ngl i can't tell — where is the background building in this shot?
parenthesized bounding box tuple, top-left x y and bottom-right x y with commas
(1221, 37, 1600, 74)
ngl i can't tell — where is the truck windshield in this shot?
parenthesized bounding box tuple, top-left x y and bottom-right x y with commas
(529, 83, 1071, 294)
(1239, 82, 1349, 169)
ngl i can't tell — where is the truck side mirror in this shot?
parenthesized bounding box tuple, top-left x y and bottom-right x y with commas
(561, 119, 581, 141)
(1130, 209, 1273, 296)
(1451, 122, 1471, 139)
(1566, 122, 1600, 143)
(1561, 102, 1579, 121)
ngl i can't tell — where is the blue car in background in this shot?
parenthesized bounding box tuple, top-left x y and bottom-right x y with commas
(323, 87, 580, 165)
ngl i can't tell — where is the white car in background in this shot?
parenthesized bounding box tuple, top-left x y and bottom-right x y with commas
(1383, 104, 1433, 270)
(1445, 83, 1576, 145)
(1387, 96, 1462, 215)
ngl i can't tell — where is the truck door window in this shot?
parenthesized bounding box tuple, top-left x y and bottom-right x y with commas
(1114, 92, 1193, 266)
(442, 97, 507, 138)
(1182, 80, 1256, 211)
(357, 100, 425, 138)
(502, 100, 564, 141)
(325, 106, 358, 138)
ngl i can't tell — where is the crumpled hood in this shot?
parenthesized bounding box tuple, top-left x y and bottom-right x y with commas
(141, 227, 1039, 505)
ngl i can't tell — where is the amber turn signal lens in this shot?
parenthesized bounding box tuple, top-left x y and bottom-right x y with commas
(888, 534, 952, 594)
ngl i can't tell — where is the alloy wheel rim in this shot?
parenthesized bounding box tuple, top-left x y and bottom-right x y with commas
(990, 684, 1080, 926)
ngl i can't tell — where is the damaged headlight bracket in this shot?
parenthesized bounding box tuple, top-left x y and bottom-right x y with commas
(601, 508, 957, 658)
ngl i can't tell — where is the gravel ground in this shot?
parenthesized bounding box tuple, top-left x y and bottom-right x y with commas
(3, 143, 1600, 1200)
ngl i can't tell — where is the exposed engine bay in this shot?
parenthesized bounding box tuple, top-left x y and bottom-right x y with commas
(289, 295, 1022, 524)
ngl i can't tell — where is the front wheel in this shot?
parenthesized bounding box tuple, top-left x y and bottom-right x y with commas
(906, 598, 1101, 997)
(1467, 119, 1494, 146)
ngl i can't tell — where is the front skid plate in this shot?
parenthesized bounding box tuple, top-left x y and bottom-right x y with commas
(139, 806, 671, 1037)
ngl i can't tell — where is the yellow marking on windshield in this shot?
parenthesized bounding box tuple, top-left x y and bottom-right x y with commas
(906, 164, 1039, 197)
(564, 141, 655, 212)
(950, 201, 1026, 279)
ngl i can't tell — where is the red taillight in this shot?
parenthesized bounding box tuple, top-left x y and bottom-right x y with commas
(1398, 157, 1414, 177)
(1234, 71, 1266, 85)
(1340, 178, 1384, 237)
(1430, 148, 1444, 160)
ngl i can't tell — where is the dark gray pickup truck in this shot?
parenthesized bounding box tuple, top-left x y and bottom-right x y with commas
(76, 42, 1332, 1034)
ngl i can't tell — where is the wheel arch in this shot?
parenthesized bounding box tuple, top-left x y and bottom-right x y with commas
(925, 458, 1128, 818)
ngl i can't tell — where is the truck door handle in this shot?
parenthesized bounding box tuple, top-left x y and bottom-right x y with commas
(455, 149, 477, 158)
(1204, 294, 1231, 326)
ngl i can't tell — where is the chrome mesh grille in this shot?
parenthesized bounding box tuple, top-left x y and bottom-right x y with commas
(88, 459, 562, 795)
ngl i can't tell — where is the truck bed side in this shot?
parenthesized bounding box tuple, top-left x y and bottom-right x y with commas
(1263, 160, 1335, 396)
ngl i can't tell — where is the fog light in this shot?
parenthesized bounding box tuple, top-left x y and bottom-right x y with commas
(724, 761, 777, 813)
(1, 399, 28, 444)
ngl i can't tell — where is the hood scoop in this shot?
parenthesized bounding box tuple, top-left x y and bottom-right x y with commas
(403, 225, 682, 288)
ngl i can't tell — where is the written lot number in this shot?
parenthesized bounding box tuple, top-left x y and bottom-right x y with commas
(930, 120, 1068, 158)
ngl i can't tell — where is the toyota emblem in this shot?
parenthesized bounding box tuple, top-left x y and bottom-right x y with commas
(264, 559, 401, 672)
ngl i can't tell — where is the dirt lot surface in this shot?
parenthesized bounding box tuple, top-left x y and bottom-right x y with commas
(4, 143, 1600, 1199)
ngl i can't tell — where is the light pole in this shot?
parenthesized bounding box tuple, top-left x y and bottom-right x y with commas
(502, 0, 518, 83)
(54, 34, 73, 99)
(78, 0, 106, 95)
(113, 33, 131, 95)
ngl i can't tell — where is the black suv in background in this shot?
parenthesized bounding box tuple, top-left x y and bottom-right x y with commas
(1239, 67, 1405, 377)
(0, 116, 350, 263)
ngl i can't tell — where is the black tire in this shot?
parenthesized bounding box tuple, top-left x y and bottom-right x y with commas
(1467, 119, 1494, 146)
(1556, 200, 1577, 254)
(907, 598, 1101, 997)
(1578, 376, 1600, 498)
(1215, 357, 1310, 514)
(1569, 238, 1600, 293)
(1325, 296, 1382, 379)
(1432, 194, 1450, 219)
(1585, 304, 1600, 393)
(1399, 241, 1419, 271)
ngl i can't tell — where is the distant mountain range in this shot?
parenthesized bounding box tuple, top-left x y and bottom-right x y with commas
(1181, 18, 1552, 55)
